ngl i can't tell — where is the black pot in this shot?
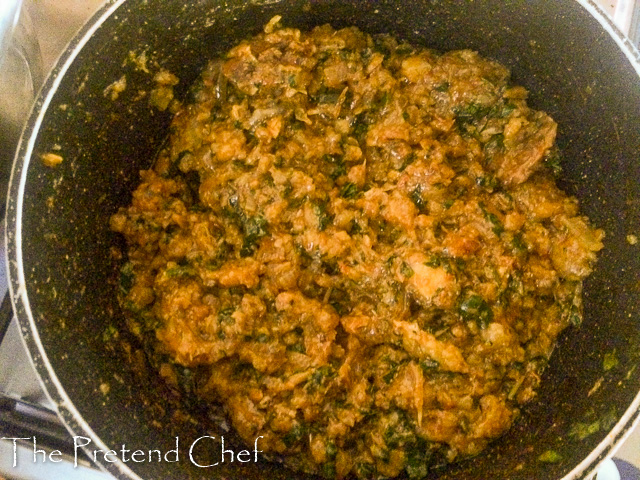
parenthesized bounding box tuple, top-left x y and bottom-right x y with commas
(6, 0, 640, 479)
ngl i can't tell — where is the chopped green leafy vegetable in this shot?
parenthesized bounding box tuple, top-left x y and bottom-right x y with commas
(102, 325, 119, 342)
(405, 439, 432, 479)
(241, 215, 268, 257)
(383, 362, 400, 384)
(399, 152, 417, 171)
(314, 86, 342, 104)
(511, 232, 528, 253)
(499, 103, 516, 118)
(287, 342, 306, 354)
(459, 294, 493, 329)
(420, 359, 439, 372)
(544, 148, 563, 176)
(410, 186, 426, 210)
(453, 103, 492, 128)
(326, 441, 338, 460)
(538, 449, 562, 463)
(561, 283, 583, 327)
(352, 113, 372, 139)
(603, 349, 619, 371)
(479, 202, 504, 235)
(218, 306, 236, 324)
(340, 182, 359, 199)
(283, 422, 305, 447)
(424, 253, 463, 274)
(323, 154, 347, 180)
(476, 174, 499, 191)
(254, 332, 270, 343)
(307, 365, 335, 391)
(434, 81, 450, 92)
(400, 261, 415, 278)
(119, 262, 135, 295)
(322, 463, 337, 478)
(569, 420, 600, 441)
(601, 406, 619, 430)
(313, 200, 333, 231)
(166, 264, 196, 278)
(374, 91, 390, 110)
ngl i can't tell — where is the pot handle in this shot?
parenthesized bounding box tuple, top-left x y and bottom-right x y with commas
(0, 393, 95, 467)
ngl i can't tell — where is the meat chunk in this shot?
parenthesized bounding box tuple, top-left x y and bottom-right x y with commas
(404, 251, 459, 309)
(393, 320, 469, 373)
(492, 111, 557, 186)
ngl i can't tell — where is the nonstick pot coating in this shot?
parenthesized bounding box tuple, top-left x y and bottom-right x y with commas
(6, 0, 640, 479)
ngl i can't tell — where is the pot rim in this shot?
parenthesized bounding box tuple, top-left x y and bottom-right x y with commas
(5, 1, 640, 479)
(5, 4, 139, 479)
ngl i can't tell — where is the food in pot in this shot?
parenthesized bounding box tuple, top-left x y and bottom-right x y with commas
(110, 17, 604, 479)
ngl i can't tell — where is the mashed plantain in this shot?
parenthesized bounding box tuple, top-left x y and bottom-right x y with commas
(111, 17, 604, 479)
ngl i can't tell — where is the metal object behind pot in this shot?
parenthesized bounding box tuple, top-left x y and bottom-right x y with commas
(5, 0, 640, 479)
(0, 0, 41, 221)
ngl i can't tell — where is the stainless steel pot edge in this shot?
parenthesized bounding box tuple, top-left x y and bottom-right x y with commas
(562, 1, 640, 479)
(4, 1, 640, 479)
(4, 1, 142, 478)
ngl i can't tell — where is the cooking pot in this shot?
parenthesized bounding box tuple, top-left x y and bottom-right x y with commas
(6, 0, 640, 479)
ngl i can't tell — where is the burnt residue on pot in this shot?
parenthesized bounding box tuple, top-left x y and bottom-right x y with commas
(6, 0, 640, 479)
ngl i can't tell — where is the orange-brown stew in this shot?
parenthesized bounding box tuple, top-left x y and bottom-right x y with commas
(111, 17, 604, 479)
